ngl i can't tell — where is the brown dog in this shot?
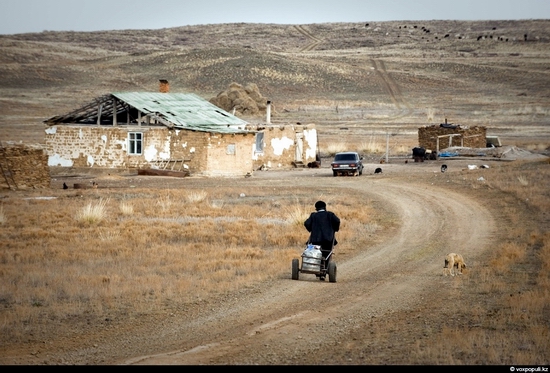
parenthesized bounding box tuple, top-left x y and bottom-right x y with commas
(444, 253, 466, 276)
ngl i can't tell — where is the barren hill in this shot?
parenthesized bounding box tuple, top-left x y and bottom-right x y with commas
(1, 20, 549, 145)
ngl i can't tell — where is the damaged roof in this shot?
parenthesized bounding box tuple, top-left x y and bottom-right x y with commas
(44, 92, 252, 134)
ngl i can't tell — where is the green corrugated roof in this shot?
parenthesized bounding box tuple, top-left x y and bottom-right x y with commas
(44, 92, 253, 134)
(112, 92, 250, 133)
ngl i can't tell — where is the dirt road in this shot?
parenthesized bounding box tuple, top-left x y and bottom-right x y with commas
(114, 169, 494, 365)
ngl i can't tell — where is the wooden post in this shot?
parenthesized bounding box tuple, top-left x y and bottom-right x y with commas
(112, 98, 117, 126)
(97, 104, 103, 125)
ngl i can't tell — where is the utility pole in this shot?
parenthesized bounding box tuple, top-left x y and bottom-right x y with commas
(385, 130, 390, 163)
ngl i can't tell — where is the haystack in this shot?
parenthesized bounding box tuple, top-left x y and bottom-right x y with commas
(210, 83, 269, 117)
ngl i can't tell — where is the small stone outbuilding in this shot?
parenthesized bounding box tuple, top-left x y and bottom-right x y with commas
(0, 143, 50, 189)
(246, 123, 318, 170)
(418, 122, 487, 152)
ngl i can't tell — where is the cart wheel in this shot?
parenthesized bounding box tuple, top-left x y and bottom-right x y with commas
(291, 258, 300, 280)
(328, 261, 337, 283)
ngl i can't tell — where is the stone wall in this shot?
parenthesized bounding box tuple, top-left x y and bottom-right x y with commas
(45, 125, 256, 177)
(0, 143, 50, 189)
(45, 125, 171, 169)
(246, 124, 318, 169)
(204, 132, 255, 177)
(418, 125, 487, 151)
(170, 129, 256, 177)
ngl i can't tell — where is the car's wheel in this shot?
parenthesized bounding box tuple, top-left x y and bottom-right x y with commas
(291, 258, 299, 280)
(359, 167, 363, 175)
(333, 170, 338, 177)
(328, 261, 337, 283)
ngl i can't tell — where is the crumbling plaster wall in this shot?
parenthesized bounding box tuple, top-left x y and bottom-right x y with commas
(45, 125, 256, 176)
(45, 125, 170, 169)
(247, 124, 318, 169)
(205, 132, 255, 177)
(170, 129, 255, 177)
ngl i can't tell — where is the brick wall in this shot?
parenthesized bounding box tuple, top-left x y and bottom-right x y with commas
(1, 143, 50, 189)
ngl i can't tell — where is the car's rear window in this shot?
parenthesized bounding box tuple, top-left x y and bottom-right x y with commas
(335, 154, 356, 161)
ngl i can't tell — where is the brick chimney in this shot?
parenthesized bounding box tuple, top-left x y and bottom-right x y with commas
(159, 79, 169, 93)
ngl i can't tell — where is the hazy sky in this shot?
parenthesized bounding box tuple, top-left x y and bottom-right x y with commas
(1, 0, 549, 35)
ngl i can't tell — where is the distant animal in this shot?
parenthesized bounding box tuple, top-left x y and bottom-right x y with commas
(307, 161, 321, 168)
(444, 253, 466, 276)
(441, 164, 448, 173)
(91, 181, 98, 189)
(374, 167, 382, 174)
(63, 182, 68, 189)
(412, 147, 426, 162)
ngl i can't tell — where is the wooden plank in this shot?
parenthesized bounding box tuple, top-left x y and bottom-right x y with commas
(137, 168, 189, 178)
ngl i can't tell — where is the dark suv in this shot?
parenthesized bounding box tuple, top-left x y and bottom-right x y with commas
(331, 152, 364, 176)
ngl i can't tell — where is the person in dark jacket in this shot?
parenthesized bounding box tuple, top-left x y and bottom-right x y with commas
(304, 201, 340, 280)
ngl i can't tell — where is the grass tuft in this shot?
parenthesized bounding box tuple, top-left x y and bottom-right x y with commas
(75, 198, 109, 224)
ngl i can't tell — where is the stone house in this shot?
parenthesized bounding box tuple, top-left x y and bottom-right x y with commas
(44, 91, 257, 177)
(0, 143, 50, 190)
(44, 89, 319, 176)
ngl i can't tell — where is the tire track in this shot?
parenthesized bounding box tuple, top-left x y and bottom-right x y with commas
(119, 177, 495, 365)
(370, 58, 413, 119)
(294, 25, 324, 52)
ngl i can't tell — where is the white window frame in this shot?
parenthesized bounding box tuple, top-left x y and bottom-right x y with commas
(128, 132, 143, 155)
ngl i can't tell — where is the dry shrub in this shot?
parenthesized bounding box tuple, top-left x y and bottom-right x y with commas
(359, 136, 386, 154)
(488, 241, 526, 271)
(75, 198, 109, 224)
(285, 204, 309, 226)
(323, 142, 349, 156)
(119, 200, 134, 215)
(186, 190, 208, 203)
(156, 195, 172, 212)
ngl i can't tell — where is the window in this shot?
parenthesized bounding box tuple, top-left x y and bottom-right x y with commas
(226, 144, 236, 155)
(128, 132, 143, 155)
(255, 132, 264, 153)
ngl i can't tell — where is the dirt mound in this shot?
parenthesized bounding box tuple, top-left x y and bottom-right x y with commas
(209, 82, 269, 117)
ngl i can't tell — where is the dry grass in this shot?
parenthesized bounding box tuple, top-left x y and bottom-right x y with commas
(409, 159, 550, 364)
(0, 184, 379, 343)
(0, 158, 550, 364)
(75, 197, 109, 224)
(0, 151, 549, 365)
